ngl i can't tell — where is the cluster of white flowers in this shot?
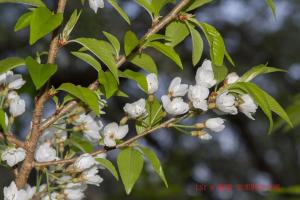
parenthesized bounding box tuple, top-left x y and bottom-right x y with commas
(0, 71, 26, 118)
(4, 181, 35, 200)
(1, 147, 26, 167)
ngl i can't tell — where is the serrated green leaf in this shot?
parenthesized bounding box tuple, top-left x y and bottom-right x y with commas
(149, 41, 183, 69)
(30, 7, 63, 45)
(71, 51, 102, 72)
(165, 21, 190, 47)
(117, 148, 144, 195)
(184, 0, 212, 12)
(98, 70, 118, 99)
(67, 133, 93, 153)
(141, 147, 168, 188)
(239, 64, 285, 82)
(96, 158, 119, 180)
(25, 56, 57, 90)
(146, 34, 170, 43)
(120, 69, 148, 92)
(124, 31, 139, 56)
(0, 0, 45, 7)
(14, 12, 32, 32)
(107, 0, 131, 24)
(0, 109, 7, 133)
(198, 22, 225, 66)
(134, 0, 154, 19)
(58, 83, 100, 115)
(187, 23, 203, 66)
(73, 38, 119, 82)
(103, 31, 120, 56)
(130, 53, 157, 74)
(136, 98, 163, 134)
(62, 10, 81, 39)
(0, 57, 25, 74)
(152, 0, 175, 17)
(230, 82, 292, 133)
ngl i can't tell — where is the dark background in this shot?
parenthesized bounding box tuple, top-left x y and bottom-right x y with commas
(0, 0, 300, 199)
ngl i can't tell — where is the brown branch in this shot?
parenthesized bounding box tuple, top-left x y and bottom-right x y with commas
(0, 132, 24, 148)
(40, 0, 190, 131)
(35, 117, 177, 167)
(15, 0, 68, 189)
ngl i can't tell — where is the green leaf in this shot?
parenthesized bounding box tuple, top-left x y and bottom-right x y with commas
(0, 0, 45, 7)
(98, 70, 118, 99)
(152, 0, 175, 17)
(120, 69, 148, 92)
(71, 51, 102, 72)
(136, 98, 163, 134)
(107, 0, 131, 24)
(184, 0, 212, 12)
(239, 64, 285, 82)
(141, 147, 168, 188)
(149, 41, 183, 69)
(96, 158, 119, 180)
(230, 82, 292, 133)
(0, 109, 7, 133)
(198, 22, 225, 66)
(62, 10, 81, 39)
(212, 65, 228, 84)
(0, 57, 25, 74)
(103, 31, 121, 56)
(124, 31, 139, 56)
(187, 23, 203, 66)
(265, 0, 276, 17)
(58, 83, 100, 115)
(25, 56, 57, 90)
(73, 38, 119, 82)
(134, 0, 154, 19)
(165, 21, 190, 47)
(14, 12, 32, 32)
(130, 53, 158, 74)
(30, 7, 63, 45)
(117, 148, 144, 195)
(67, 133, 93, 153)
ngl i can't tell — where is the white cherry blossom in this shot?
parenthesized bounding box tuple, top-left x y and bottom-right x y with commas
(88, 0, 104, 13)
(216, 91, 238, 115)
(7, 92, 25, 117)
(103, 122, 128, 147)
(195, 59, 217, 88)
(225, 72, 239, 84)
(34, 142, 58, 162)
(123, 98, 147, 119)
(238, 94, 258, 120)
(75, 113, 103, 142)
(188, 85, 209, 111)
(64, 183, 87, 200)
(3, 181, 34, 200)
(161, 95, 189, 115)
(199, 131, 213, 140)
(146, 73, 158, 94)
(74, 154, 96, 171)
(205, 118, 225, 132)
(82, 166, 103, 186)
(1, 147, 26, 167)
(0, 71, 26, 90)
(168, 77, 188, 97)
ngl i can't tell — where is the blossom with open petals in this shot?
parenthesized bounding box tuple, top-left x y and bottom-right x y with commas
(103, 122, 128, 147)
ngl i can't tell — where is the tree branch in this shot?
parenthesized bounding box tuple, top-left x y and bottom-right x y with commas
(35, 117, 178, 167)
(40, 0, 190, 131)
(15, 0, 68, 189)
(0, 132, 24, 148)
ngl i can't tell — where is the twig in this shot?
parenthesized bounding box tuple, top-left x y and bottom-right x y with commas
(0, 132, 24, 148)
(40, 0, 190, 131)
(35, 117, 177, 167)
(15, 0, 68, 189)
